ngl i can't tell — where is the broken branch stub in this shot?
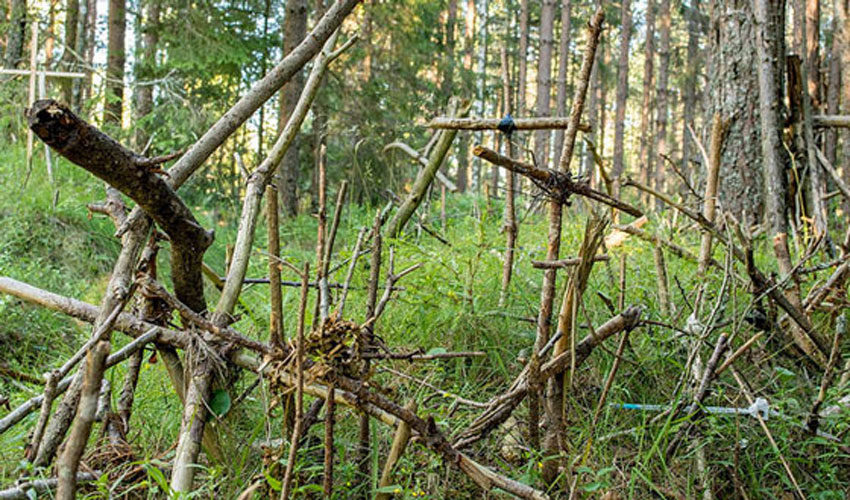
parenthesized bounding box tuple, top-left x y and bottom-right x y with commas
(26, 100, 211, 313)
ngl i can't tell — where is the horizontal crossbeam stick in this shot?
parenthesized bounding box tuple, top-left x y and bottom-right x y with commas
(427, 116, 590, 132)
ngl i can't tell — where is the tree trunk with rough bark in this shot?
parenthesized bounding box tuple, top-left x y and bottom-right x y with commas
(3, 0, 26, 69)
(278, 0, 308, 216)
(838, 0, 850, 216)
(535, 0, 555, 169)
(59, 0, 79, 105)
(638, 0, 656, 203)
(806, 0, 820, 108)
(133, 0, 159, 149)
(680, 0, 701, 183)
(612, 0, 631, 190)
(653, 0, 671, 210)
(105, 0, 126, 126)
(552, 0, 571, 168)
(705, 0, 765, 218)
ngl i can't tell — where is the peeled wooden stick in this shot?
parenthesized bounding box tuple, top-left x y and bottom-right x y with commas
(376, 401, 417, 500)
(428, 116, 589, 132)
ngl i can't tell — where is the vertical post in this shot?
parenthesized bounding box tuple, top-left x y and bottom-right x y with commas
(25, 18, 39, 179)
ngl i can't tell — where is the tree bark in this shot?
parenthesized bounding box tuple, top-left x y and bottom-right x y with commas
(838, 0, 850, 216)
(442, 0, 457, 99)
(3, 0, 26, 69)
(638, 0, 656, 203)
(552, 0, 571, 169)
(81, 0, 96, 105)
(59, 0, 79, 105)
(534, 0, 556, 168)
(824, 6, 840, 168)
(653, 0, 671, 210)
(105, 0, 125, 126)
(133, 0, 160, 148)
(278, 0, 308, 216)
(518, 0, 529, 116)
(680, 0, 701, 183)
(612, 0, 632, 190)
(806, 0, 821, 107)
(706, 0, 765, 218)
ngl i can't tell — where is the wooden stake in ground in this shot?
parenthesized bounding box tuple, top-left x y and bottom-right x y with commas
(281, 262, 310, 499)
(375, 400, 417, 500)
(499, 48, 518, 307)
(536, 8, 604, 485)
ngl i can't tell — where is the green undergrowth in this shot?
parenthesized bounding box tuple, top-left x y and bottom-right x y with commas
(0, 147, 847, 498)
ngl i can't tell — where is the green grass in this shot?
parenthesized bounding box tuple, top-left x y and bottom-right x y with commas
(0, 141, 848, 499)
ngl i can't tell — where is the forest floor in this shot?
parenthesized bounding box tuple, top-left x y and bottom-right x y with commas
(0, 145, 848, 499)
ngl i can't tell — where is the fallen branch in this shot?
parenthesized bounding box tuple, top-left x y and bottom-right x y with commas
(455, 306, 643, 449)
(473, 145, 643, 217)
(531, 255, 610, 269)
(0, 473, 100, 500)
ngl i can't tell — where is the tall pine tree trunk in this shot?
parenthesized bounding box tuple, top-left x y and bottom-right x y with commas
(612, 0, 632, 193)
(552, 0, 571, 168)
(653, 0, 671, 210)
(706, 0, 764, 218)
(133, 0, 159, 149)
(278, 0, 308, 216)
(680, 0, 701, 183)
(518, 0, 529, 116)
(824, 3, 839, 167)
(638, 0, 656, 202)
(535, 0, 555, 168)
(4, 0, 26, 69)
(838, 0, 850, 216)
(59, 0, 79, 105)
(475, 0, 488, 192)
(806, 0, 820, 107)
(105, 0, 126, 126)
(81, 0, 96, 105)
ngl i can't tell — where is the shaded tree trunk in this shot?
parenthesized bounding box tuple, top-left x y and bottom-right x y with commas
(824, 4, 839, 168)
(59, 0, 79, 106)
(552, 0, 571, 168)
(105, 0, 126, 126)
(705, 0, 764, 218)
(278, 0, 308, 216)
(838, 0, 850, 216)
(81, 0, 96, 105)
(474, 0, 488, 192)
(806, 0, 820, 107)
(638, 0, 656, 201)
(612, 0, 631, 190)
(653, 0, 671, 209)
(442, 0, 457, 99)
(518, 0, 529, 116)
(680, 0, 701, 182)
(133, 0, 159, 149)
(4, 0, 27, 69)
(534, 0, 556, 168)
